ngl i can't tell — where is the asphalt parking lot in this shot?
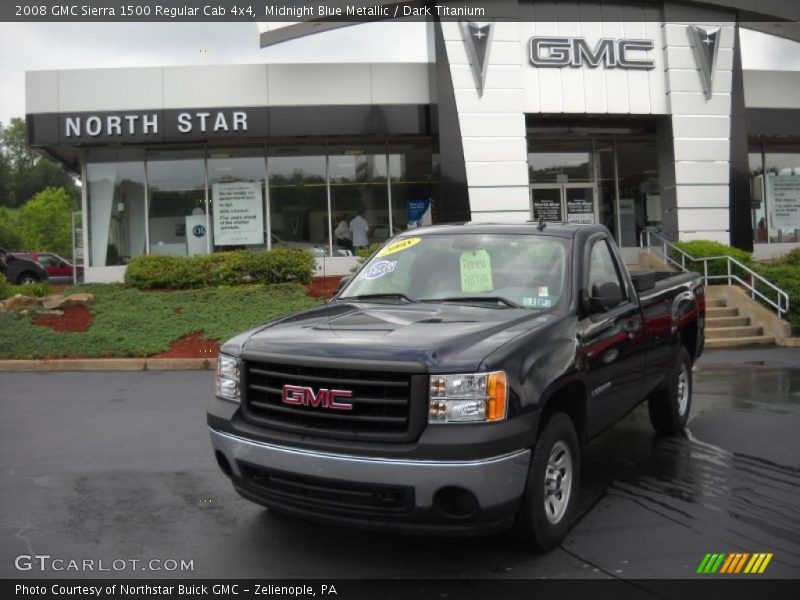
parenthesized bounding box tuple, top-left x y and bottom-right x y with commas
(1, 349, 799, 580)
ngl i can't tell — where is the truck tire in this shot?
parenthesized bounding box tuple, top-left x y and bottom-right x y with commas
(514, 412, 580, 551)
(17, 271, 40, 284)
(647, 347, 692, 435)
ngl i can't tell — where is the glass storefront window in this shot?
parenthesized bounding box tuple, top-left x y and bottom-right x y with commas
(615, 140, 661, 247)
(147, 151, 207, 257)
(207, 148, 267, 252)
(328, 143, 390, 251)
(82, 137, 436, 272)
(528, 139, 593, 183)
(267, 146, 328, 257)
(390, 141, 434, 233)
(595, 141, 617, 237)
(86, 151, 146, 266)
(750, 143, 767, 243)
(763, 142, 800, 243)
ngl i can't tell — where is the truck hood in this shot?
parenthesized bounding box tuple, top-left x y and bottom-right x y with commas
(231, 301, 558, 372)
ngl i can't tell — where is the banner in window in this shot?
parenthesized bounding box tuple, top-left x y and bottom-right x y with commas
(212, 181, 264, 246)
(768, 175, 800, 233)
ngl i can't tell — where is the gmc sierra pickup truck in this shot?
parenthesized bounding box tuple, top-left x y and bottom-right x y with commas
(208, 222, 704, 550)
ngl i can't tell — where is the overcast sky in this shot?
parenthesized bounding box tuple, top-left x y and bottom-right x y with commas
(0, 22, 799, 125)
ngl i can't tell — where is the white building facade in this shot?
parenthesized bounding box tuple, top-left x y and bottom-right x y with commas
(25, 0, 800, 282)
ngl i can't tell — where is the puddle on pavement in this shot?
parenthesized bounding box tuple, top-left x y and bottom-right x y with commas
(575, 366, 800, 566)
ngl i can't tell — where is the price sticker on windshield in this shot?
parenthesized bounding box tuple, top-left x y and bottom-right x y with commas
(377, 237, 421, 257)
(460, 250, 493, 293)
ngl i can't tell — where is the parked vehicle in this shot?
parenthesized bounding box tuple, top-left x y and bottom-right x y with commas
(208, 223, 704, 550)
(12, 251, 83, 283)
(0, 247, 49, 285)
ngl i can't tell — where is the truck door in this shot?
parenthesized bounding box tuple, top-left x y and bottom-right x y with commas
(579, 236, 647, 435)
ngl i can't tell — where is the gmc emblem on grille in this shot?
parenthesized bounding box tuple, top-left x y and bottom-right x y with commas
(281, 385, 354, 411)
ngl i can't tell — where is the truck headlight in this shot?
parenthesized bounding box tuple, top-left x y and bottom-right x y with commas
(428, 371, 507, 423)
(216, 354, 241, 402)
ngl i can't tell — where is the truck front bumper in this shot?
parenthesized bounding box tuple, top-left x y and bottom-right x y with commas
(209, 428, 531, 535)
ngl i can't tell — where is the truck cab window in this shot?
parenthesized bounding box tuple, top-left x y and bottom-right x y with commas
(587, 239, 626, 307)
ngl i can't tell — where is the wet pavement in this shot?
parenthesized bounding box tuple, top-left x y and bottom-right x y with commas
(1, 348, 799, 579)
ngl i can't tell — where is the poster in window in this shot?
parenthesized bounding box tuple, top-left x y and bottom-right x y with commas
(566, 195, 595, 224)
(768, 175, 800, 233)
(532, 197, 562, 222)
(212, 181, 264, 246)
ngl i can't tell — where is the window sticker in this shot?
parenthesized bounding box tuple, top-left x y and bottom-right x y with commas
(460, 250, 493, 293)
(377, 237, 421, 257)
(361, 260, 397, 280)
(523, 297, 553, 308)
(537, 286, 549, 297)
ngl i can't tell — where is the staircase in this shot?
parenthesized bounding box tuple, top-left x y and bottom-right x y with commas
(705, 297, 776, 349)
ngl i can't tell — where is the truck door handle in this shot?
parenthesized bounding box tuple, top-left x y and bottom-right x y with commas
(623, 319, 641, 333)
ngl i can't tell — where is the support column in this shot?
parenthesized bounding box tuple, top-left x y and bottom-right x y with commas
(439, 20, 529, 223)
(662, 12, 736, 245)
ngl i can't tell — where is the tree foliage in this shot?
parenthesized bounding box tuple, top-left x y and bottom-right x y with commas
(19, 187, 72, 256)
(0, 117, 79, 208)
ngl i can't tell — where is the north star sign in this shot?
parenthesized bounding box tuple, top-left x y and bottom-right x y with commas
(529, 37, 656, 70)
(63, 110, 249, 138)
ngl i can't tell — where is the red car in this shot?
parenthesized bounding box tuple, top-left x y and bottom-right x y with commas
(12, 251, 83, 283)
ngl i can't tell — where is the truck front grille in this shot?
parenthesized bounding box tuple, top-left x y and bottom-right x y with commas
(241, 360, 423, 441)
(237, 463, 414, 516)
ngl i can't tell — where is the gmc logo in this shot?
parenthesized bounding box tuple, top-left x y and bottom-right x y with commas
(529, 37, 655, 70)
(281, 385, 354, 411)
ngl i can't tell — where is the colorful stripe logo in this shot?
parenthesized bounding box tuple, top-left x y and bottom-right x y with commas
(696, 552, 773, 574)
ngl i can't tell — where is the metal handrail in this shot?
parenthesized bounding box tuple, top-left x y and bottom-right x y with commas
(640, 230, 790, 317)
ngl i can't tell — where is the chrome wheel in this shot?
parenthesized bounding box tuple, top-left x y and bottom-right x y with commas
(544, 440, 572, 524)
(677, 364, 689, 417)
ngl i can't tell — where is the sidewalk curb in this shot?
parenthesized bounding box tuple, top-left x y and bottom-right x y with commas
(0, 358, 214, 372)
(777, 338, 800, 348)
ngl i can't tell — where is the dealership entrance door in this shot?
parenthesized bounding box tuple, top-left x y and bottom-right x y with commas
(527, 118, 663, 247)
(530, 184, 597, 224)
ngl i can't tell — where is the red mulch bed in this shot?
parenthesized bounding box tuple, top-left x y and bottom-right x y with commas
(33, 305, 94, 333)
(153, 332, 220, 358)
(306, 276, 343, 299)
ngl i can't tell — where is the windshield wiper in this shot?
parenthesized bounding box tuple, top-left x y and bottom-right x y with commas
(341, 293, 417, 304)
(422, 296, 523, 309)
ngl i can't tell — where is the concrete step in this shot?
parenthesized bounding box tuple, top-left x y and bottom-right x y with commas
(706, 298, 728, 308)
(706, 316, 750, 328)
(705, 335, 776, 350)
(706, 326, 763, 340)
(706, 307, 739, 318)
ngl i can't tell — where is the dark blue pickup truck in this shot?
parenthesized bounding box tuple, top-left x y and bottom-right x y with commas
(208, 222, 704, 550)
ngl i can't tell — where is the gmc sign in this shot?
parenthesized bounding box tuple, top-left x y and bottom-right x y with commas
(529, 37, 655, 70)
(281, 385, 354, 411)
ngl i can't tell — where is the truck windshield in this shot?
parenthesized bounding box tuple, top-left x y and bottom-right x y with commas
(340, 233, 569, 310)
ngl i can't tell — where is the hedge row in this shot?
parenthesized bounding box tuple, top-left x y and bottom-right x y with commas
(673, 240, 754, 279)
(124, 248, 316, 290)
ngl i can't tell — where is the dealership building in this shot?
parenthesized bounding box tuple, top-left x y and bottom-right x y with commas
(24, 0, 800, 282)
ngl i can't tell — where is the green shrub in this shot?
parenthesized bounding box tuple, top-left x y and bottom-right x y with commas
(673, 240, 753, 280)
(124, 248, 315, 290)
(771, 247, 800, 267)
(755, 264, 800, 335)
(0, 273, 52, 300)
(351, 242, 384, 273)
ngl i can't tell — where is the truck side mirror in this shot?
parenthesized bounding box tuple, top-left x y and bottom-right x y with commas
(336, 275, 353, 294)
(589, 281, 623, 312)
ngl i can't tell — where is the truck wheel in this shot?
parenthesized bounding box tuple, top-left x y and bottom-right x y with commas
(514, 413, 580, 551)
(647, 347, 692, 435)
(17, 272, 39, 285)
